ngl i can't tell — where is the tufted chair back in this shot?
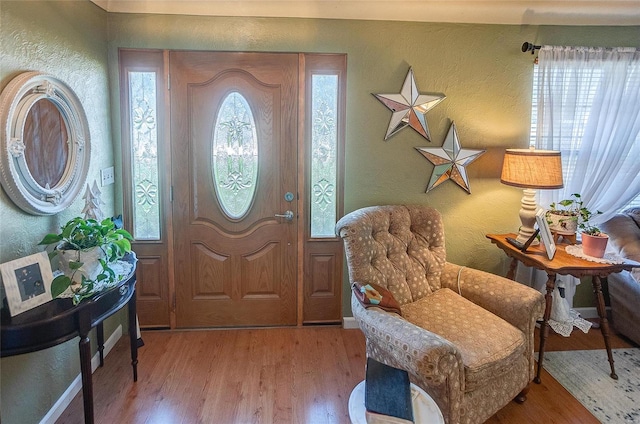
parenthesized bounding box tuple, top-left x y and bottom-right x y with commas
(336, 205, 447, 305)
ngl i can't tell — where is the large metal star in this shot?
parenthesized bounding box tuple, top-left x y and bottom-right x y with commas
(373, 68, 445, 141)
(416, 122, 485, 193)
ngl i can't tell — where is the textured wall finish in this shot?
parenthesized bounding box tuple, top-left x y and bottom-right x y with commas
(106, 14, 640, 314)
(0, 2, 638, 422)
(0, 2, 112, 424)
(0, 5, 112, 261)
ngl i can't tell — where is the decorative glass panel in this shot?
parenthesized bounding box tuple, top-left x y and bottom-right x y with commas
(129, 72, 161, 240)
(212, 92, 258, 219)
(310, 75, 338, 238)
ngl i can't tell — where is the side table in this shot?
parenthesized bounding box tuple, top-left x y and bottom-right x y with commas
(487, 234, 640, 383)
(1, 253, 139, 424)
(348, 380, 444, 424)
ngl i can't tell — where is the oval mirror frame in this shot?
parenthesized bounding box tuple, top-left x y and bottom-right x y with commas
(0, 72, 91, 215)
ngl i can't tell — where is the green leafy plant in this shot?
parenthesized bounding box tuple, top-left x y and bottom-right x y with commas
(546, 193, 583, 233)
(578, 207, 604, 236)
(549, 193, 584, 216)
(548, 193, 605, 236)
(38, 217, 133, 303)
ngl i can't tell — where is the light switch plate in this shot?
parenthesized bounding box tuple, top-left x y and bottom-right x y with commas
(101, 166, 114, 186)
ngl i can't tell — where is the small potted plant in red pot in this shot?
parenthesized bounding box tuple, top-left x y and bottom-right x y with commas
(579, 207, 608, 258)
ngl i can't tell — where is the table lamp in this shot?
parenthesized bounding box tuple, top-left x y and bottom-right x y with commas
(500, 148, 563, 245)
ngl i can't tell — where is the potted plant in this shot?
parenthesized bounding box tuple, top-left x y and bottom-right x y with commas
(546, 193, 582, 235)
(578, 208, 608, 258)
(38, 217, 133, 303)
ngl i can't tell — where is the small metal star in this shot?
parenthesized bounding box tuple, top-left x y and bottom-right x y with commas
(373, 68, 445, 141)
(416, 122, 485, 193)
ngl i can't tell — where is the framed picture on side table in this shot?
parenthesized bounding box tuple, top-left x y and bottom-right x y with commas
(0, 251, 54, 316)
(536, 208, 556, 260)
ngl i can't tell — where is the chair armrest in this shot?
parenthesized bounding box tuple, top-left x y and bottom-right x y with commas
(441, 262, 545, 333)
(351, 295, 465, 423)
(441, 262, 544, 381)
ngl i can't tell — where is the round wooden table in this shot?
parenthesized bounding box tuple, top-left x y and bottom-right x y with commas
(348, 380, 444, 424)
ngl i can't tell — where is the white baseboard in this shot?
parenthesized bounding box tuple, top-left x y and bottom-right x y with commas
(343, 317, 359, 329)
(40, 325, 123, 424)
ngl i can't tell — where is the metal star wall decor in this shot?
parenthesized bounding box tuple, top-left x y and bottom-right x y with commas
(416, 121, 485, 193)
(373, 68, 445, 141)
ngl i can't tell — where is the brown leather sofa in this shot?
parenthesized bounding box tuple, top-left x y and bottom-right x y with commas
(600, 207, 640, 346)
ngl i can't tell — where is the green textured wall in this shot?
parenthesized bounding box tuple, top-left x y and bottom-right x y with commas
(0, 2, 118, 424)
(1, 2, 639, 421)
(106, 14, 640, 314)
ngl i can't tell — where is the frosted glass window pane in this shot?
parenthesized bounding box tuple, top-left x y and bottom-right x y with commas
(212, 92, 259, 220)
(529, 64, 603, 181)
(311, 75, 338, 238)
(129, 72, 160, 240)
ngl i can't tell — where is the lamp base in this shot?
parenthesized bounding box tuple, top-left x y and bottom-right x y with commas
(516, 188, 540, 245)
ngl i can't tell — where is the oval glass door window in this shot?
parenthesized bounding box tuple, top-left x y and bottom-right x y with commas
(212, 92, 259, 219)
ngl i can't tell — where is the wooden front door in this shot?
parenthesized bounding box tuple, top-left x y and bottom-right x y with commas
(170, 51, 298, 327)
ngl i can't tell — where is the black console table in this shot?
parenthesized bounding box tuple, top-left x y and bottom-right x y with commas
(1, 253, 139, 424)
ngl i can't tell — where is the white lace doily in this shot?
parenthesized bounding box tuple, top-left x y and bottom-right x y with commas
(55, 260, 134, 299)
(565, 244, 624, 264)
(548, 286, 592, 337)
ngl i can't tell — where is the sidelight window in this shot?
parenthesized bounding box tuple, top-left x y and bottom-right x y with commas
(310, 75, 339, 238)
(129, 71, 161, 240)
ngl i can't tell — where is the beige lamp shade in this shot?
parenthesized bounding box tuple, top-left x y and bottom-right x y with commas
(500, 149, 564, 189)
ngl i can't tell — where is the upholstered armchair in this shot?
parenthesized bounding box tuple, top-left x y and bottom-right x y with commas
(337, 205, 545, 424)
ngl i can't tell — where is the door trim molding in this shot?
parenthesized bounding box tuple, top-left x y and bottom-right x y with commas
(296, 53, 306, 326)
(120, 49, 346, 328)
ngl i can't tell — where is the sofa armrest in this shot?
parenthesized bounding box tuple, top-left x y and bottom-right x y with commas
(351, 294, 464, 423)
(608, 271, 640, 346)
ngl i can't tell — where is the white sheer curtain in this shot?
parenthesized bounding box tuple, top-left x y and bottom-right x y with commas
(535, 46, 640, 223)
(517, 46, 640, 334)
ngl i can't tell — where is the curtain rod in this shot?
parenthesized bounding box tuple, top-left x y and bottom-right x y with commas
(521, 42, 542, 54)
(521, 43, 640, 54)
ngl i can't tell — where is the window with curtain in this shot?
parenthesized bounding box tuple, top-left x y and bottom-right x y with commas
(529, 46, 640, 221)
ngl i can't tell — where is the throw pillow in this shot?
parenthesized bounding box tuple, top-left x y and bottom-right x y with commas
(352, 282, 403, 316)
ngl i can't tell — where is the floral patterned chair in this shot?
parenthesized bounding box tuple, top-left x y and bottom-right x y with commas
(336, 205, 545, 424)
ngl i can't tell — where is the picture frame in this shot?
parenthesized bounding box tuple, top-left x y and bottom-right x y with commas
(536, 208, 557, 260)
(0, 251, 54, 316)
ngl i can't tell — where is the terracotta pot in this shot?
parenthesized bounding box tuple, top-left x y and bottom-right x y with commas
(57, 245, 106, 285)
(581, 233, 609, 258)
(546, 211, 578, 235)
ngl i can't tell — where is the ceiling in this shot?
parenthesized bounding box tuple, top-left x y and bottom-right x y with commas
(90, 0, 640, 26)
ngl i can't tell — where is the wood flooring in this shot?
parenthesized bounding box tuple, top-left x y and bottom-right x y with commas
(56, 321, 635, 424)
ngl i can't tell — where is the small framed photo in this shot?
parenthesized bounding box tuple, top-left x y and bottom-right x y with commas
(1, 251, 54, 316)
(536, 208, 557, 260)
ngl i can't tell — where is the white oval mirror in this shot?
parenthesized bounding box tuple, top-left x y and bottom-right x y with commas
(0, 72, 91, 215)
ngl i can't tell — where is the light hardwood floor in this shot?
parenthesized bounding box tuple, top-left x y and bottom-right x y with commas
(56, 321, 634, 424)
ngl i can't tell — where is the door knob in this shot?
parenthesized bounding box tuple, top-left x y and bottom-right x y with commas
(275, 210, 294, 221)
